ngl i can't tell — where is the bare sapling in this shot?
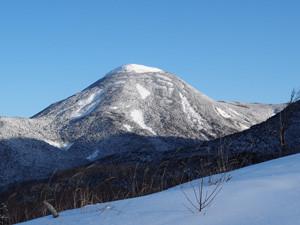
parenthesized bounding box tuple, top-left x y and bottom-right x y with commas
(182, 176, 222, 213)
(181, 156, 223, 213)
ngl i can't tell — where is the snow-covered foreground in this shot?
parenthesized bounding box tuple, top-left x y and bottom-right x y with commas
(18, 154, 300, 225)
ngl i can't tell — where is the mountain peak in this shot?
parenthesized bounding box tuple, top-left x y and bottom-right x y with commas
(0, 64, 286, 191)
(106, 64, 163, 76)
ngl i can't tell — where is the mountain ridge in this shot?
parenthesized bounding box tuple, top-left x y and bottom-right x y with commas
(0, 64, 285, 191)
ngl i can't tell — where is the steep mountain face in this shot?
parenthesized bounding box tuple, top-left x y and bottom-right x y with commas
(100, 101, 300, 175)
(0, 64, 284, 191)
(209, 100, 300, 157)
(178, 100, 300, 166)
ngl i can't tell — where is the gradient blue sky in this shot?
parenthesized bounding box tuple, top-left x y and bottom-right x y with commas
(1, 0, 299, 118)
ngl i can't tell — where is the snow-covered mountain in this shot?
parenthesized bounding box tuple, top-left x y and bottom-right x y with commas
(33, 64, 282, 140)
(0, 64, 284, 191)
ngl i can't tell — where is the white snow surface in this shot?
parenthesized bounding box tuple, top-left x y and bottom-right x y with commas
(70, 89, 104, 119)
(155, 74, 173, 82)
(87, 150, 100, 161)
(123, 124, 133, 132)
(157, 79, 174, 87)
(44, 140, 73, 150)
(64, 143, 74, 150)
(106, 64, 162, 75)
(136, 84, 151, 99)
(18, 154, 300, 225)
(179, 92, 203, 128)
(215, 107, 231, 119)
(238, 123, 250, 130)
(130, 109, 156, 135)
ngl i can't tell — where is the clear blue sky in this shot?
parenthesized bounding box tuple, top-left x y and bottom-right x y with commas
(1, 0, 299, 118)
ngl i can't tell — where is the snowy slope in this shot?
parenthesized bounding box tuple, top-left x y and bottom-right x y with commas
(17, 153, 300, 225)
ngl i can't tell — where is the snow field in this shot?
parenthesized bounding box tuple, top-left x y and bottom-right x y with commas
(123, 124, 133, 132)
(179, 92, 204, 128)
(70, 89, 104, 119)
(215, 107, 231, 119)
(18, 153, 300, 225)
(130, 109, 156, 135)
(43, 140, 73, 150)
(136, 84, 151, 99)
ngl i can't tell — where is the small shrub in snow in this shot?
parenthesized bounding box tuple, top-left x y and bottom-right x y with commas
(182, 176, 222, 213)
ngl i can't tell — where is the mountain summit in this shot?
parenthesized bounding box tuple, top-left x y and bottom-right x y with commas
(106, 64, 163, 75)
(0, 64, 284, 191)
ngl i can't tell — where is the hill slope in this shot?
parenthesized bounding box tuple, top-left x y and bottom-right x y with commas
(16, 153, 300, 225)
